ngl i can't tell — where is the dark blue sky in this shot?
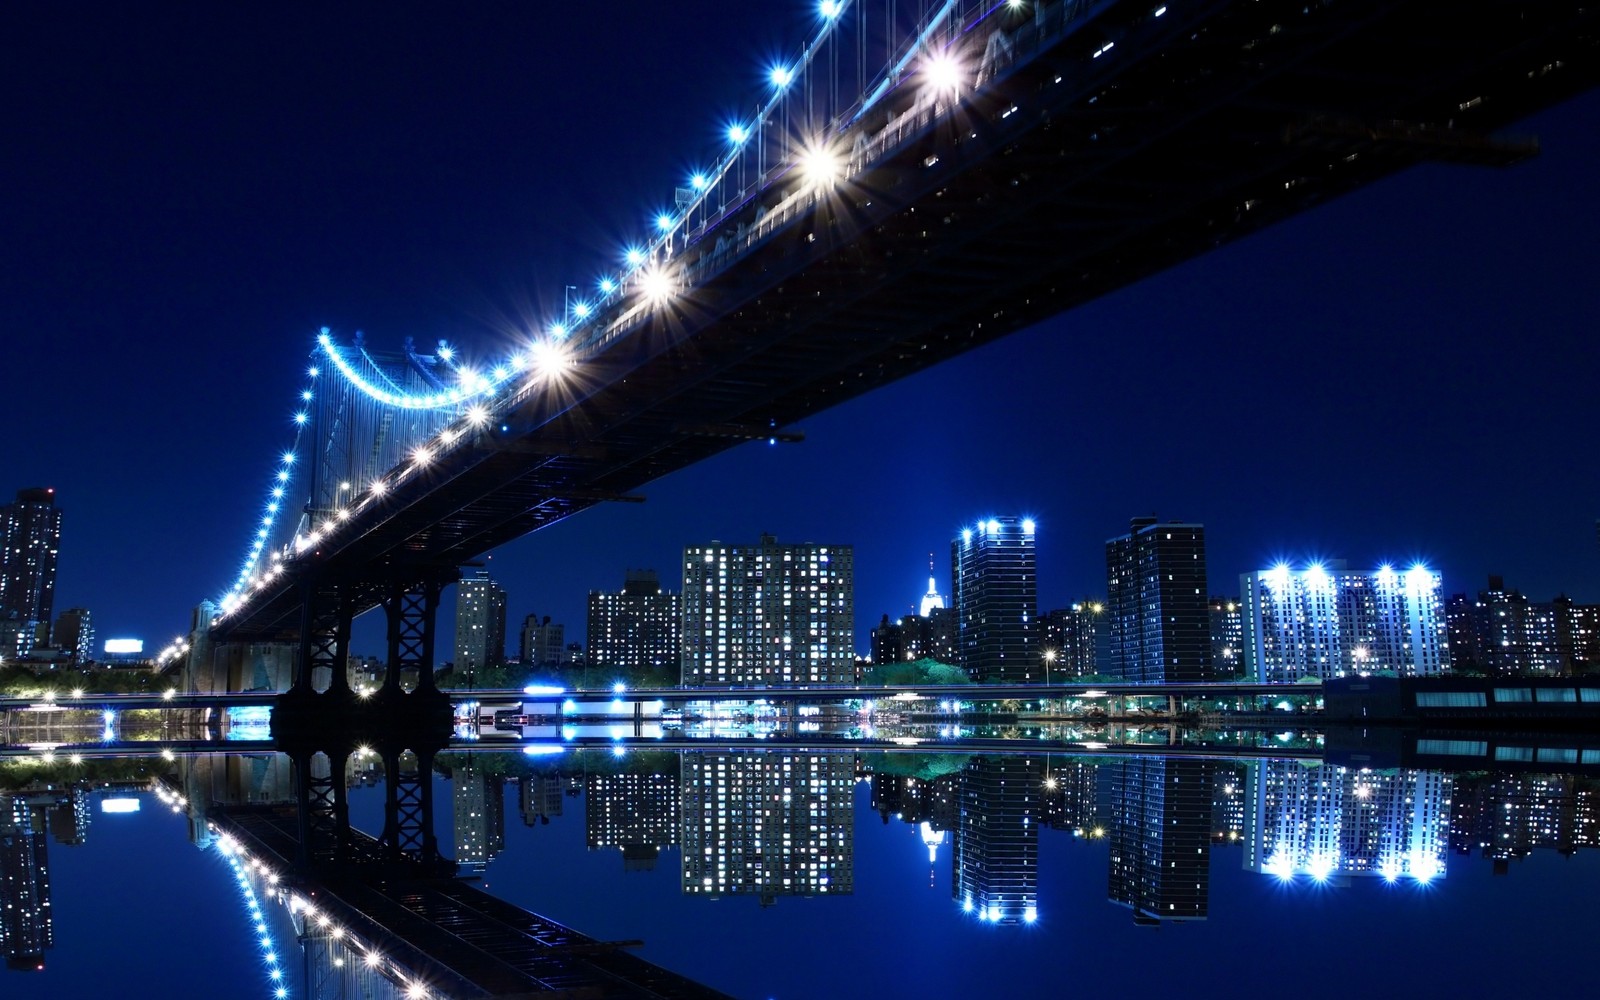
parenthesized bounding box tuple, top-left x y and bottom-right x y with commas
(4, 3, 1596, 654)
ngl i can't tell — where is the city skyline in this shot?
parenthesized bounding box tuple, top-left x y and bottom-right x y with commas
(3, 4, 1596, 656)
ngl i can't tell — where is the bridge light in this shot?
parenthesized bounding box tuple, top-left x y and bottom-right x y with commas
(690, 173, 708, 191)
(728, 123, 749, 144)
(924, 52, 963, 95)
(600, 277, 617, 293)
(466, 404, 490, 427)
(770, 65, 793, 88)
(368, 479, 386, 495)
(529, 339, 572, 376)
(800, 144, 842, 188)
(655, 213, 674, 232)
(550, 322, 568, 338)
(625, 247, 645, 266)
(412, 446, 433, 466)
(640, 265, 675, 304)
(438, 345, 455, 361)
(300, 389, 312, 401)
(293, 412, 308, 425)
(572, 301, 591, 318)
(281, 451, 296, 465)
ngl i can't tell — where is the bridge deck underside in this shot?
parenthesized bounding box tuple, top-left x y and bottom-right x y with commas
(220, 0, 1596, 640)
(223, 810, 733, 998)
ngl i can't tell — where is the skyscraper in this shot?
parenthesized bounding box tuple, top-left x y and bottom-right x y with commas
(1105, 516, 1211, 683)
(1239, 562, 1448, 682)
(586, 570, 680, 679)
(681, 535, 853, 686)
(1039, 601, 1103, 679)
(0, 488, 62, 654)
(952, 517, 1037, 683)
(453, 568, 506, 685)
(52, 608, 94, 664)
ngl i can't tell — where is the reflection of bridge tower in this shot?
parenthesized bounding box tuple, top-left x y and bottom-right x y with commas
(681, 752, 854, 903)
(1108, 758, 1214, 923)
(0, 796, 53, 972)
(1245, 762, 1451, 883)
(953, 756, 1041, 925)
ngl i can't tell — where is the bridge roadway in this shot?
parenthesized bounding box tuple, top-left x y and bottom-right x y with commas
(215, 808, 733, 999)
(216, 0, 1599, 642)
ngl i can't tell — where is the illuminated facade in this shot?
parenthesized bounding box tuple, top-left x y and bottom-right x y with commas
(452, 756, 505, 875)
(1244, 762, 1451, 884)
(520, 615, 567, 667)
(680, 752, 854, 903)
(1445, 576, 1600, 676)
(953, 756, 1040, 925)
(952, 517, 1037, 683)
(681, 536, 854, 686)
(1038, 602, 1102, 679)
(1107, 758, 1213, 923)
(0, 796, 52, 972)
(51, 608, 94, 664)
(453, 568, 506, 684)
(0, 488, 62, 656)
(1208, 597, 1244, 677)
(587, 570, 680, 678)
(1240, 562, 1448, 682)
(1105, 516, 1211, 683)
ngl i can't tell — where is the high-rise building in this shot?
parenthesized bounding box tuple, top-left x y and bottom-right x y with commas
(952, 517, 1037, 683)
(870, 614, 905, 665)
(1208, 597, 1244, 677)
(1107, 758, 1213, 923)
(52, 608, 94, 664)
(0, 796, 53, 971)
(1244, 762, 1450, 884)
(519, 615, 567, 667)
(519, 775, 566, 827)
(681, 535, 854, 686)
(453, 568, 506, 684)
(1040, 760, 1098, 834)
(585, 770, 679, 871)
(680, 752, 854, 903)
(586, 570, 680, 679)
(953, 756, 1041, 925)
(1039, 601, 1103, 679)
(0, 488, 62, 653)
(1105, 516, 1211, 683)
(1239, 562, 1448, 682)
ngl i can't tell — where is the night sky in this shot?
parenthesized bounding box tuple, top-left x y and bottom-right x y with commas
(5, 4, 1597, 656)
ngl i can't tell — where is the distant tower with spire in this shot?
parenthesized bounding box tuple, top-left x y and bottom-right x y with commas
(919, 553, 945, 618)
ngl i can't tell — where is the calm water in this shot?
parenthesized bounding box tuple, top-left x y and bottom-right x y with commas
(3, 747, 1595, 999)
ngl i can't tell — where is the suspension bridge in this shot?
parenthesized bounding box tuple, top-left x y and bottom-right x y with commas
(168, 0, 1593, 698)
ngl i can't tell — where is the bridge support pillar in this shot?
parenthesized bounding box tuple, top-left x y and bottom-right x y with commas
(378, 745, 444, 870)
(381, 572, 454, 695)
(292, 746, 352, 871)
(292, 578, 357, 696)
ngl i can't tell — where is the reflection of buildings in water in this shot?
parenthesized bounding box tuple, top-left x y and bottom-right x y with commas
(585, 770, 679, 872)
(1040, 760, 1096, 834)
(680, 752, 854, 904)
(452, 756, 505, 875)
(1108, 758, 1213, 923)
(519, 774, 566, 827)
(953, 756, 1041, 925)
(867, 769, 961, 889)
(178, 752, 296, 849)
(0, 796, 53, 971)
(1245, 762, 1451, 884)
(1450, 773, 1600, 872)
(1212, 763, 1247, 846)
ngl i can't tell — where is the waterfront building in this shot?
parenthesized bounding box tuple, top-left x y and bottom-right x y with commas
(453, 568, 506, 685)
(1208, 597, 1244, 678)
(1450, 773, 1600, 872)
(681, 535, 854, 686)
(952, 517, 1037, 682)
(1244, 761, 1451, 884)
(1240, 562, 1448, 682)
(1038, 601, 1103, 679)
(1107, 758, 1213, 923)
(1212, 763, 1248, 845)
(586, 570, 680, 679)
(1040, 760, 1098, 833)
(681, 752, 854, 902)
(870, 614, 904, 665)
(1445, 577, 1600, 676)
(519, 615, 567, 668)
(51, 608, 94, 664)
(0, 488, 62, 656)
(585, 770, 679, 871)
(1105, 516, 1212, 683)
(953, 756, 1041, 924)
(519, 775, 566, 827)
